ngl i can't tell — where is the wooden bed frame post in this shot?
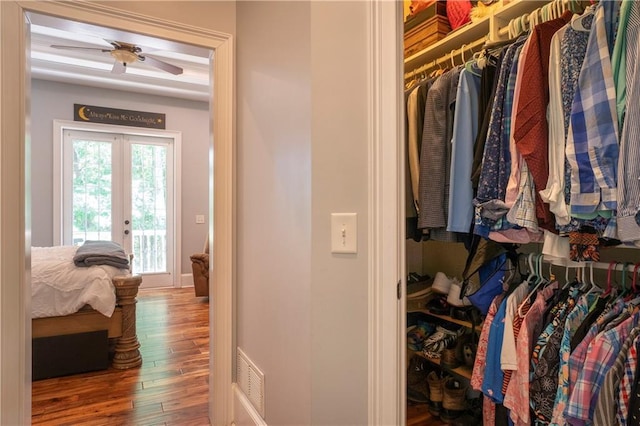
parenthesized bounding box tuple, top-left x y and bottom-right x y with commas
(112, 275, 143, 369)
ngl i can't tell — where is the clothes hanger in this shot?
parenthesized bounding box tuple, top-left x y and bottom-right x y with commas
(633, 262, 640, 294)
(518, 253, 546, 316)
(466, 51, 482, 76)
(520, 13, 530, 34)
(625, 263, 640, 307)
(571, 4, 595, 32)
(556, 0, 566, 18)
(601, 261, 619, 298)
(621, 262, 632, 300)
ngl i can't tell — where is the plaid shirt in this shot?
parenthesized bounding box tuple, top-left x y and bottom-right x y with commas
(593, 326, 640, 426)
(551, 293, 598, 425)
(566, 310, 640, 426)
(617, 333, 640, 425)
(565, 0, 620, 216)
(567, 299, 624, 403)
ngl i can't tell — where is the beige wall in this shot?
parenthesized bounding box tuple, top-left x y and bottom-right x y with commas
(95, 1, 236, 36)
(236, 1, 372, 424)
(236, 1, 313, 424)
(310, 2, 370, 424)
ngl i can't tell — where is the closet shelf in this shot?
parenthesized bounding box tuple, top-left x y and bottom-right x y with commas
(404, 0, 551, 74)
(417, 352, 473, 380)
(416, 309, 483, 332)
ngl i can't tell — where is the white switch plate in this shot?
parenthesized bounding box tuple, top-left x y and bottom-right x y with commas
(196, 215, 205, 224)
(331, 213, 357, 254)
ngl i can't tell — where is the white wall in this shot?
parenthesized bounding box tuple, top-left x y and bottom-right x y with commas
(236, 2, 312, 424)
(237, 1, 370, 424)
(30, 79, 210, 272)
(309, 3, 369, 423)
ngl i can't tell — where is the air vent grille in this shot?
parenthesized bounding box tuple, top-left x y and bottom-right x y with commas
(237, 347, 265, 418)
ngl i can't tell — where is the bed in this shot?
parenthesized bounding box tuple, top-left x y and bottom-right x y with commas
(31, 244, 143, 371)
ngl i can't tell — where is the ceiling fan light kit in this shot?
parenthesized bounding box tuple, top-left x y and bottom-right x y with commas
(110, 49, 138, 65)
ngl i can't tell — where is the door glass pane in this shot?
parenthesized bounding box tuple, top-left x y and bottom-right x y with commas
(131, 143, 168, 273)
(72, 140, 112, 245)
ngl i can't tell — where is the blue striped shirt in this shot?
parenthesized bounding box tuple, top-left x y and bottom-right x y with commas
(566, 0, 620, 216)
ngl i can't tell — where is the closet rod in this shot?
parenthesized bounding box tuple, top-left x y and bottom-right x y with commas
(404, 36, 487, 81)
(542, 258, 638, 273)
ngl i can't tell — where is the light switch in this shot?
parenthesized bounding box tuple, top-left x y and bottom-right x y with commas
(331, 213, 357, 254)
(196, 215, 205, 224)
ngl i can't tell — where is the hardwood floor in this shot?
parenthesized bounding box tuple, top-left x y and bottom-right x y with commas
(407, 403, 448, 426)
(32, 287, 210, 426)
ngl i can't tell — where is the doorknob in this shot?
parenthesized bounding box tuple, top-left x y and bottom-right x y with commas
(124, 230, 130, 235)
(124, 220, 130, 225)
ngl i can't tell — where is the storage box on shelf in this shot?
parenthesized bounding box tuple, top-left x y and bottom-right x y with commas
(404, 0, 448, 30)
(404, 0, 450, 58)
(404, 16, 452, 58)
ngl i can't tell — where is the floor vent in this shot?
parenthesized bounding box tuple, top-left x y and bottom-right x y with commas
(237, 347, 265, 418)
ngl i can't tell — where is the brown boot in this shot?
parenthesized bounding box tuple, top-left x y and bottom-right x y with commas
(441, 377, 468, 423)
(427, 371, 446, 416)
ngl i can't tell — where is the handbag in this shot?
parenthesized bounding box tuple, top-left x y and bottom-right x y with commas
(459, 236, 511, 314)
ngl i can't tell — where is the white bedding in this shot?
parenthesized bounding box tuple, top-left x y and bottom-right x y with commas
(31, 246, 129, 319)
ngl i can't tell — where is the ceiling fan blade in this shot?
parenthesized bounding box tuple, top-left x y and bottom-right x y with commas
(139, 54, 183, 75)
(51, 45, 112, 52)
(111, 60, 126, 74)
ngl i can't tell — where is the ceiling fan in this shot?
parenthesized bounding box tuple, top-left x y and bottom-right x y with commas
(51, 40, 183, 75)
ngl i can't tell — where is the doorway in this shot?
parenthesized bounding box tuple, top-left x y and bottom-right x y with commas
(0, 2, 234, 425)
(56, 123, 181, 288)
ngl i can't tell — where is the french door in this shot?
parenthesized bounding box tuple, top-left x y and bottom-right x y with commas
(59, 126, 177, 288)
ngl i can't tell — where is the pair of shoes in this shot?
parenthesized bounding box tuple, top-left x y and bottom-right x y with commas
(446, 279, 472, 308)
(407, 321, 435, 352)
(440, 347, 460, 369)
(453, 330, 477, 368)
(422, 324, 462, 359)
(431, 271, 472, 309)
(408, 272, 430, 284)
(426, 295, 451, 315)
(406, 355, 430, 404)
(450, 305, 478, 322)
(427, 371, 447, 416)
(407, 273, 434, 312)
(432, 272, 455, 295)
(440, 377, 468, 423)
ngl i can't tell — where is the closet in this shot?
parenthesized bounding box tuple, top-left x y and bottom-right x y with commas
(403, 0, 640, 425)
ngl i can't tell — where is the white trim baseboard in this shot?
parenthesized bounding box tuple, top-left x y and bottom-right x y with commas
(232, 384, 267, 426)
(181, 273, 193, 287)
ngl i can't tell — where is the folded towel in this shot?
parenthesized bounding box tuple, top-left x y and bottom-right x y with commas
(73, 240, 130, 269)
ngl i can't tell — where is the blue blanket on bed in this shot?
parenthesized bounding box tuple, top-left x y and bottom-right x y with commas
(73, 240, 130, 269)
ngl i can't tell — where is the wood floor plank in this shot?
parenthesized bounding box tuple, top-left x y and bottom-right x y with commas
(32, 287, 211, 425)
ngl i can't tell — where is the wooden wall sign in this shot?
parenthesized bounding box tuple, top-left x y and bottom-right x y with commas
(74, 104, 166, 129)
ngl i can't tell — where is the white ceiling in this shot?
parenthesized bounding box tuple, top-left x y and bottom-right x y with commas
(29, 13, 212, 103)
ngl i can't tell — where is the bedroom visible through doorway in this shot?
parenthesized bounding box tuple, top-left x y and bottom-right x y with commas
(55, 124, 180, 288)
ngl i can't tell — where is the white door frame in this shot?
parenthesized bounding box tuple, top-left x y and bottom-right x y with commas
(368, 1, 405, 425)
(53, 120, 183, 288)
(0, 2, 234, 425)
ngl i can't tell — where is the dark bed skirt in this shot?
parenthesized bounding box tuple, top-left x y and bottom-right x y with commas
(32, 329, 109, 381)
